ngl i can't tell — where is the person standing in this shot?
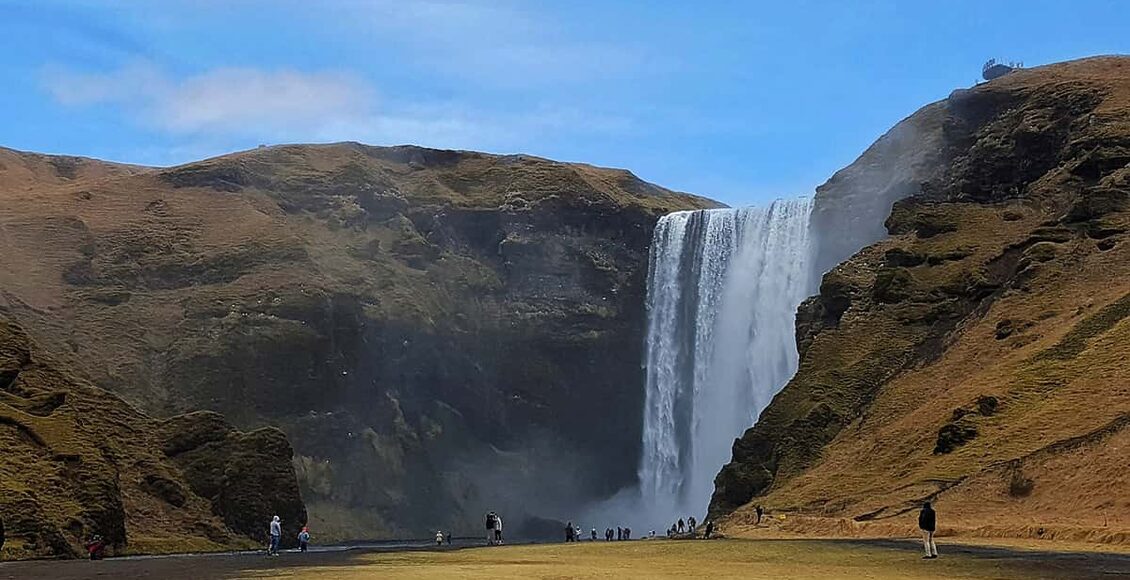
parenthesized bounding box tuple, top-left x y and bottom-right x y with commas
(494, 514, 504, 545)
(436, 530, 445, 546)
(298, 527, 311, 552)
(486, 512, 497, 545)
(919, 502, 938, 559)
(268, 516, 282, 556)
(704, 520, 714, 539)
(755, 505, 763, 525)
(616, 526, 622, 541)
(565, 522, 576, 542)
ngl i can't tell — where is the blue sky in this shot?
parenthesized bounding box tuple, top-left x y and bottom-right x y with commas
(2, 1, 1128, 206)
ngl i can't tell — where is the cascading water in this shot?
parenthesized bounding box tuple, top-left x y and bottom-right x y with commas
(638, 197, 815, 522)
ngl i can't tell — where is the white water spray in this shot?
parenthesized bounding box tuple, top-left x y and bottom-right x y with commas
(638, 198, 815, 523)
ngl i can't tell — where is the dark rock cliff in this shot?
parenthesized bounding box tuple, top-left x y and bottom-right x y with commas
(0, 144, 715, 539)
(710, 57, 1130, 523)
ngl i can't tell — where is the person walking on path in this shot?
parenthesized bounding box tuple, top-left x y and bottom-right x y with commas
(268, 516, 282, 556)
(919, 502, 938, 559)
(755, 505, 763, 525)
(298, 527, 310, 553)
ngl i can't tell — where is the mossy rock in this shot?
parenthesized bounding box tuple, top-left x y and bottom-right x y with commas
(872, 268, 914, 303)
(934, 422, 978, 454)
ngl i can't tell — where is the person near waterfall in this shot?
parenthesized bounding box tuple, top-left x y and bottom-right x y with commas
(755, 505, 764, 525)
(919, 502, 938, 559)
(494, 514, 504, 544)
(485, 512, 497, 545)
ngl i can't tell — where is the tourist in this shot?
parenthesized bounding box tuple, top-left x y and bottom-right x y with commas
(486, 512, 497, 545)
(755, 505, 763, 525)
(617, 526, 622, 541)
(625, 527, 631, 540)
(688, 515, 696, 530)
(565, 521, 576, 542)
(447, 531, 453, 545)
(677, 518, 685, 533)
(85, 534, 107, 560)
(591, 528, 597, 541)
(919, 502, 938, 559)
(494, 514, 504, 544)
(268, 515, 282, 556)
(436, 530, 445, 546)
(704, 520, 714, 539)
(298, 527, 311, 552)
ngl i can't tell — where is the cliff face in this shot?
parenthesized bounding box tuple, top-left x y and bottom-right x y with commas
(0, 316, 304, 559)
(0, 143, 714, 539)
(711, 57, 1130, 542)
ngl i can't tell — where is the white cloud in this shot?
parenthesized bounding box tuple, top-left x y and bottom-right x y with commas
(42, 64, 373, 136)
(40, 63, 634, 153)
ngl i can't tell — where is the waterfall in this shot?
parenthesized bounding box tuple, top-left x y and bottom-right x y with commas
(638, 197, 815, 521)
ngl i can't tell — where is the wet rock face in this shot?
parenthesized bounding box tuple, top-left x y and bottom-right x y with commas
(711, 58, 1130, 519)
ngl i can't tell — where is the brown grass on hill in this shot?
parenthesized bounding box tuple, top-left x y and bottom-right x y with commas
(716, 56, 1130, 547)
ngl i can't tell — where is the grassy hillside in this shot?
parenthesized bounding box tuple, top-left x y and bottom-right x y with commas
(712, 56, 1130, 545)
(0, 142, 714, 540)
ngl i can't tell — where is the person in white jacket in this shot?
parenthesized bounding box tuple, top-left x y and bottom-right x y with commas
(494, 515, 503, 544)
(268, 515, 282, 556)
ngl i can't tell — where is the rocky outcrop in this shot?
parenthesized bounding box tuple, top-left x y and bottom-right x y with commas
(710, 57, 1130, 540)
(0, 316, 305, 559)
(0, 144, 714, 539)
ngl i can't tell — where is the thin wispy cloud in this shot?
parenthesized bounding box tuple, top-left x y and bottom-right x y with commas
(40, 62, 634, 154)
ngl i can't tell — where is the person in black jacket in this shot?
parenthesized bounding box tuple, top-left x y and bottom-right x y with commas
(918, 502, 938, 559)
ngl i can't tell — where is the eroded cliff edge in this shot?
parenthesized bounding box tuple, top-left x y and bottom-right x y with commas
(0, 316, 305, 559)
(711, 56, 1130, 543)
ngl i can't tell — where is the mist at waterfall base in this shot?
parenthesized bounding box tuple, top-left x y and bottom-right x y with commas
(582, 198, 815, 532)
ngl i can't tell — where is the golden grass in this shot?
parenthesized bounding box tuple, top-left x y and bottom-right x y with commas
(237, 540, 1079, 580)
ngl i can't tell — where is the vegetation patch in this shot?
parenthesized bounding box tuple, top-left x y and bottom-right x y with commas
(1035, 291, 1130, 361)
